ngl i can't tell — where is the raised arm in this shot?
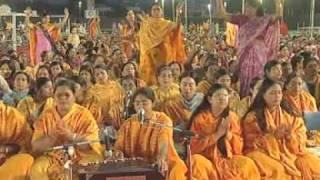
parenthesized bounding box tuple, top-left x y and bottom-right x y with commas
(215, 0, 231, 21)
(55, 8, 69, 29)
(24, 8, 34, 29)
(275, 0, 284, 19)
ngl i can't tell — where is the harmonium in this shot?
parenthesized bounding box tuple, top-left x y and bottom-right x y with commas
(78, 157, 165, 180)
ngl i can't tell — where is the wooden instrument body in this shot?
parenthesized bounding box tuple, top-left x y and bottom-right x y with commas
(78, 158, 165, 180)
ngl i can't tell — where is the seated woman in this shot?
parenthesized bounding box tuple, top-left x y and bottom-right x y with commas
(36, 65, 51, 80)
(215, 68, 240, 112)
(3, 72, 31, 107)
(283, 73, 319, 146)
(70, 76, 102, 126)
(189, 84, 260, 180)
(197, 62, 220, 95)
(235, 77, 263, 118)
(89, 64, 124, 129)
(264, 60, 283, 82)
(120, 62, 146, 88)
(283, 73, 317, 114)
(30, 79, 103, 180)
(242, 79, 320, 179)
(79, 63, 95, 89)
(114, 87, 187, 180)
(49, 61, 64, 80)
(152, 65, 181, 109)
(169, 61, 184, 84)
(0, 101, 34, 180)
(17, 77, 54, 127)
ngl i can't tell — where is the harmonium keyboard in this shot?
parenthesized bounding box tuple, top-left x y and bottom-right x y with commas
(78, 157, 165, 180)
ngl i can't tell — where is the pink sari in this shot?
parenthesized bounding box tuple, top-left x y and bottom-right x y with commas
(35, 29, 52, 64)
(232, 15, 280, 97)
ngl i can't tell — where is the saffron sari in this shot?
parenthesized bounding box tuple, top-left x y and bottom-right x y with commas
(243, 107, 320, 179)
(30, 104, 103, 180)
(0, 102, 34, 180)
(139, 17, 186, 85)
(114, 112, 187, 180)
(231, 15, 280, 97)
(190, 110, 260, 180)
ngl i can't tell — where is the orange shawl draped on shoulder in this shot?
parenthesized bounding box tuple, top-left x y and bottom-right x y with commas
(139, 17, 186, 85)
(190, 111, 260, 179)
(197, 80, 212, 95)
(242, 107, 308, 177)
(284, 90, 317, 114)
(0, 101, 32, 151)
(29, 24, 61, 66)
(88, 81, 124, 127)
(32, 104, 103, 161)
(114, 111, 187, 179)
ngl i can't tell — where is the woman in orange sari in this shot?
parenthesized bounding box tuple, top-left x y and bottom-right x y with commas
(89, 64, 124, 129)
(30, 79, 103, 180)
(235, 77, 263, 118)
(113, 87, 187, 180)
(17, 77, 54, 127)
(70, 76, 102, 126)
(25, 8, 69, 66)
(120, 10, 139, 59)
(215, 68, 240, 112)
(242, 79, 320, 179)
(120, 62, 146, 88)
(152, 65, 181, 109)
(283, 73, 317, 114)
(139, 3, 186, 85)
(0, 102, 34, 180)
(189, 84, 260, 180)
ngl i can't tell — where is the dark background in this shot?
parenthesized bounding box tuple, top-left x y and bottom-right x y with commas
(2, 0, 320, 30)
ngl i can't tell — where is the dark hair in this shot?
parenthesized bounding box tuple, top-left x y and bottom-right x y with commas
(169, 61, 183, 73)
(80, 63, 94, 74)
(264, 60, 280, 76)
(291, 55, 304, 70)
(132, 87, 155, 103)
(303, 57, 318, 69)
(35, 77, 51, 90)
(50, 61, 64, 71)
(54, 78, 77, 94)
(36, 65, 50, 79)
(188, 84, 230, 157)
(79, 63, 94, 83)
(284, 73, 302, 90)
(249, 77, 262, 91)
(40, 10, 49, 18)
(156, 65, 172, 77)
(246, 0, 264, 16)
(243, 79, 298, 132)
(215, 68, 231, 80)
(69, 75, 87, 88)
(94, 64, 109, 72)
(13, 71, 31, 84)
(121, 62, 138, 78)
(179, 71, 196, 83)
(0, 60, 16, 77)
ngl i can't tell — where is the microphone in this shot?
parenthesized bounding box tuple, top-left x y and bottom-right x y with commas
(138, 108, 145, 125)
(103, 128, 113, 157)
(123, 91, 132, 119)
(103, 128, 111, 151)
